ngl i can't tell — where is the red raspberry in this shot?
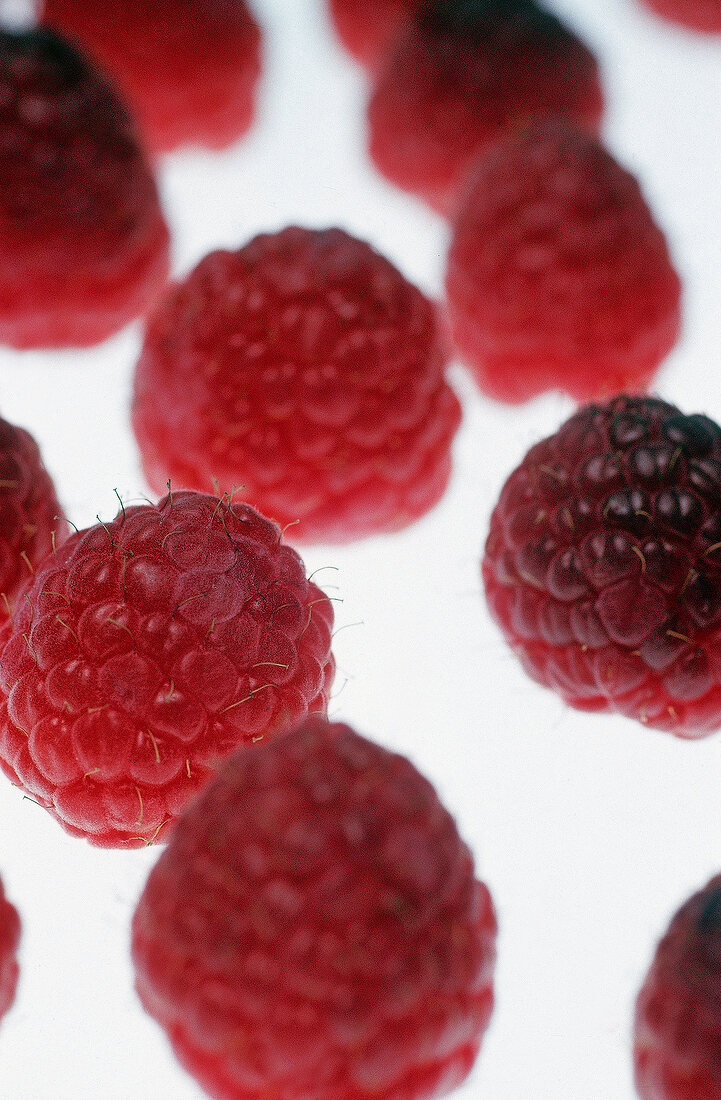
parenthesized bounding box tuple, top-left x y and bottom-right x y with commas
(42, 0, 263, 154)
(0, 490, 335, 848)
(639, 0, 721, 33)
(0, 415, 67, 623)
(131, 227, 461, 544)
(132, 716, 497, 1100)
(482, 395, 721, 737)
(635, 875, 721, 1099)
(367, 0, 604, 216)
(0, 877, 19, 1023)
(445, 120, 682, 403)
(0, 26, 170, 349)
(328, 0, 420, 70)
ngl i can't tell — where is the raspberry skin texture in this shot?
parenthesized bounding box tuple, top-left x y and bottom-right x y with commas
(0, 877, 20, 1024)
(132, 226, 461, 544)
(0, 415, 68, 623)
(640, 0, 721, 33)
(482, 395, 721, 737)
(635, 875, 721, 1099)
(445, 120, 682, 404)
(132, 717, 497, 1100)
(367, 0, 604, 216)
(328, 0, 420, 70)
(0, 26, 170, 350)
(0, 490, 335, 848)
(42, 0, 263, 154)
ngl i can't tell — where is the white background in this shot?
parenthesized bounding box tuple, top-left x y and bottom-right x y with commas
(0, 0, 719, 1096)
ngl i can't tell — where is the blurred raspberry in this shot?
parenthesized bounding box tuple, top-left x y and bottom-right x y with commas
(445, 120, 681, 403)
(483, 395, 721, 737)
(0, 490, 335, 847)
(132, 716, 497, 1100)
(639, 0, 721, 33)
(132, 226, 461, 544)
(0, 415, 67, 624)
(328, 0, 420, 70)
(368, 0, 604, 215)
(635, 874, 721, 1099)
(0, 877, 19, 1024)
(42, 0, 263, 153)
(0, 25, 169, 349)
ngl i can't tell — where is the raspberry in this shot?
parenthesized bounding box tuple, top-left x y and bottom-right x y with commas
(635, 875, 721, 1099)
(131, 227, 461, 544)
(0, 490, 335, 847)
(639, 0, 721, 33)
(0, 26, 170, 349)
(328, 0, 420, 70)
(0, 877, 19, 1023)
(42, 0, 263, 154)
(0, 415, 67, 623)
(445, 120, 682, 403)
(367, 0, 604, 216)
(132, 716, 497, 1100)
(482, 395, 721, 737)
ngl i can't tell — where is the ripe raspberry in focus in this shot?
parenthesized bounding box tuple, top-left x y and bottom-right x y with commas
(328, 0, 420, 70)
(0, 877, 19, 1023)
(42, 0, 263, 153)
(639, 0, 721, 33)
(0, 26, 170, 349)
(483, 395, 721, 737)
(0, 491, 335, 847)
(0, 416, 67, 623)
(367, 0, 604, 216)
(132, 227, 461, 544)
(132, 716, 497, 1100)
(635, 875, 721, 1098)
(445, 120, 682, 403)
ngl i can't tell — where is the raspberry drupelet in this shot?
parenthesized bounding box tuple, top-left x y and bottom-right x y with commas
(0, 877, 19, 1024)
(42, 0, 263, 154)
(0, 415, 67, 624)
(639, 0, 721, 33)
(483, 396, 721, 737)
(635, 875, 721, 1099)
(367, 0, 604, 216)
(445, 120, 682, 404)
(0, 26, 170, 349)
(0, 491, 335, 847)
(328, 0, 420, 70)
(132, 716, 497, 1100)
(132, 226, 461, 544)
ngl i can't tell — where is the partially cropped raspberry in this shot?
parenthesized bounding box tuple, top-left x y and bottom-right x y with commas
(639, 0, 721, 32)
(0, 416, 67, 623)
(42, 0, 263, 154)
(0, 877, 19, 1023)
(132, 227, 461, 544)
(445, 120, 681, 403)
(367, 0, 604, 216)
(483, 395, 721, 737)
(0, 490, 335, 847)
(328, 0, 420, 70)
(0, 26, 170, 349)
(635, 875, 721, 1098)
(132, 716, 497, 1100)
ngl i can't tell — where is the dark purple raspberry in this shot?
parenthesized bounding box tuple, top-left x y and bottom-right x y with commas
(483, 395, 721, 736)
(635, 875, 721, 1099)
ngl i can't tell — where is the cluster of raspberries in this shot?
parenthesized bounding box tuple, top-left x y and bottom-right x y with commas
(0, 3, 717, 1100)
